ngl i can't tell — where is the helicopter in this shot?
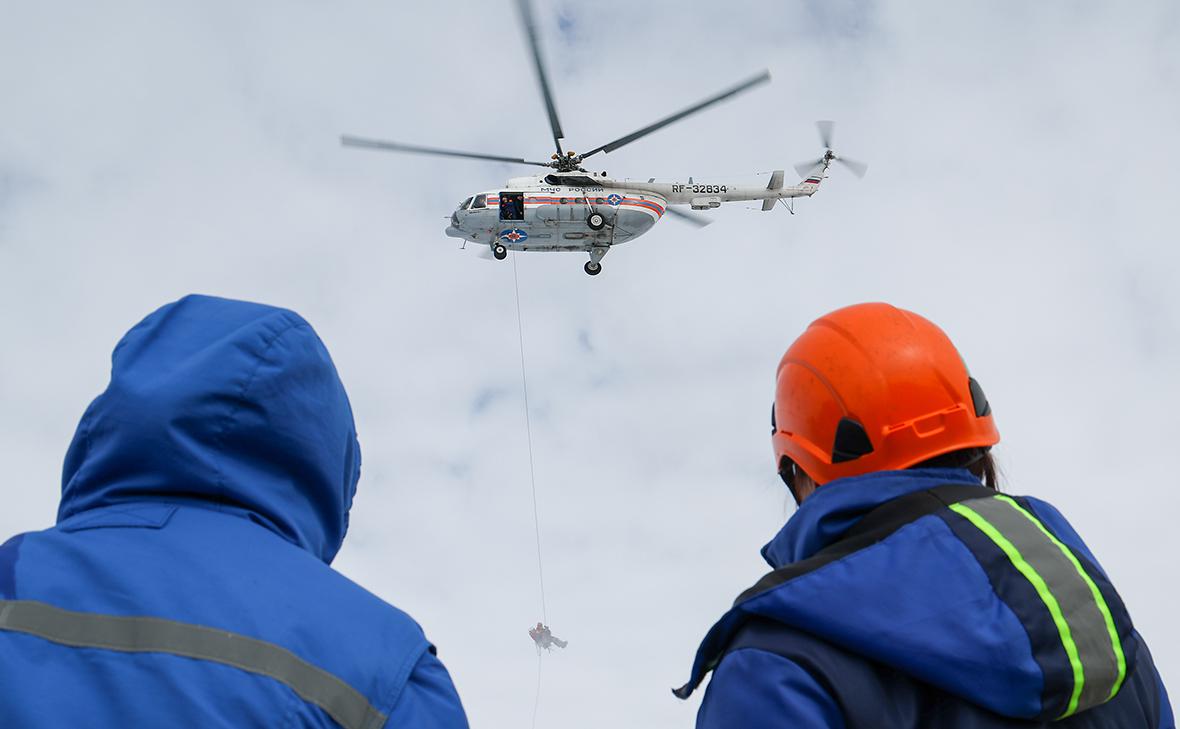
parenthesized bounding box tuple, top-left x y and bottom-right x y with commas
(342, 0, 866, 276)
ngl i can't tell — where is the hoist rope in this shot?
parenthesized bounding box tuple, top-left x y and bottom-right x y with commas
(531, 651, 543, 729)
(512, 252, 549, 729)
(511, 252, 548, 624)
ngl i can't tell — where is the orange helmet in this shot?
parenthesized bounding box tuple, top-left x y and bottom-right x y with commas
(772, 303, 999, 488)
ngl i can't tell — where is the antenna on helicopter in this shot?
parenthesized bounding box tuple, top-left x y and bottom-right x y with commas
(793, 121, 869, 179)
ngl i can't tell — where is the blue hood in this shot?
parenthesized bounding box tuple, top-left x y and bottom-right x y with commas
(681, 468, 1138, 719)
(59, 295, 362, 564)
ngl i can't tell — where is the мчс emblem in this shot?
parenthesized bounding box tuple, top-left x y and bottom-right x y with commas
(499, 228, 529, 243)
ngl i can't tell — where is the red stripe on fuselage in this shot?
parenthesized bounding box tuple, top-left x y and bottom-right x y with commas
(478, 196, 665, 216)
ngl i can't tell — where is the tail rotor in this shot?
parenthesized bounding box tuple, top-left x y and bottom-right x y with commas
(794, 121, 868, 180)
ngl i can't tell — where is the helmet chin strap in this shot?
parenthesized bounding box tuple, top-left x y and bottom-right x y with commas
(783, 446, 995, 507)
(779, 459, 804, 506)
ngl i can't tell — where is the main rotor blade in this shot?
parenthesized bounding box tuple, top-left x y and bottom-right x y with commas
(817, 120, 835, 150)
(794, 158, 825, 178)
(341, 135, 551, 167)
(664, 206, 713, 228)
(836, 156, 868, 178)
(516, 0, 565, 156)
(581, 69, 771, 159)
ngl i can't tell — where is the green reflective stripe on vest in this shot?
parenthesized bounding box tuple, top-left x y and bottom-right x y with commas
(994, 495, 1127, 700)
(0, 600, 387, 729)
(949, 501, 1086, 718)
(950, 496, 1125, 718)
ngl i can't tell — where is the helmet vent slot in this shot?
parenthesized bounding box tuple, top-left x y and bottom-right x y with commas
(968, 377, 992, 418)
(832, 418, 874, 463)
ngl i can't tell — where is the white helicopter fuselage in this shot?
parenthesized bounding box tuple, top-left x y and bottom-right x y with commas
(445, 168, 824, 253)
(345, 1, 861, 275)
(631, 173, 819, 208)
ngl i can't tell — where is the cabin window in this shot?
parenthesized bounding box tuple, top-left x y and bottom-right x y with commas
(559, 197, 568, 205)
(595, 197, 605, 205)
(500, 192, 525, 221)
(472, 194, 486, 209)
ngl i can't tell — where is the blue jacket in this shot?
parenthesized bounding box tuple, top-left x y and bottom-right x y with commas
(0, 295, 468, 728)
(677, 469, 1173, 728)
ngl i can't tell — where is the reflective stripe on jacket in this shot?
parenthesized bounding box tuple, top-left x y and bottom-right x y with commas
(678, 469, 1173, 728)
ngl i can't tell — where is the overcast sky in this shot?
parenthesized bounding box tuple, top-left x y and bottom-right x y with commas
(2, 1, 1178, 726)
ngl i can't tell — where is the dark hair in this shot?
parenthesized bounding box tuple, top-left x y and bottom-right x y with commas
(912, 447, 999, 490)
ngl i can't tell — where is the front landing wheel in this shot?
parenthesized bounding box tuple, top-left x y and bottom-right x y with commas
(587, 212, 606, 230)
(493, 244, 508, 260)
(584, 261, 602, 276)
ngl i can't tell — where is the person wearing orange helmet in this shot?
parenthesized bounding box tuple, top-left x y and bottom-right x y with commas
(675, 303, 1172, 728)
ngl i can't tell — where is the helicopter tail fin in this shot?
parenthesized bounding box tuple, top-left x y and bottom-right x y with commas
(795, 164, 826, 195)
(761, 170, 785, 211)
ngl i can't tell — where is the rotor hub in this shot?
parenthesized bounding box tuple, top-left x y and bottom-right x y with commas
(550, 153, 586, 172)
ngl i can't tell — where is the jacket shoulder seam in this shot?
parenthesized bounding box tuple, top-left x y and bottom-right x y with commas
(372, 639, 433, 724)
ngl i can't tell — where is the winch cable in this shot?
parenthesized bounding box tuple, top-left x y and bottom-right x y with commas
(511, 252, 548, 624)
(532, 651, 543, 729)
(511, 252, 549, 729)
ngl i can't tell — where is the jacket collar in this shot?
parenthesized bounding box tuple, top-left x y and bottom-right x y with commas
(761, 467, 983, 568)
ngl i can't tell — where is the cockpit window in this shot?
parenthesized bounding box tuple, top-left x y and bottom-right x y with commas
(472, 194, 487, 209)
(460, 197, 474, 210)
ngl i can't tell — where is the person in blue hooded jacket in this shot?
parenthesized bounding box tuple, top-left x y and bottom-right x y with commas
(0, 295, 468, 728)
(675, 303, 1173, 728)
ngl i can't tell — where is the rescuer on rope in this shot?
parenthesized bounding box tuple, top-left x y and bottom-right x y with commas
(529, 622, 568, 653)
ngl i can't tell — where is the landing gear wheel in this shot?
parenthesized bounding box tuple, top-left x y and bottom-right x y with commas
(587, 212, 606, 231)
(493, 244, 508, 260)
(584, 261, 602, 276)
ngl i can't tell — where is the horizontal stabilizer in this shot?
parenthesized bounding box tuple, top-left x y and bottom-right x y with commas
(763, 169, 784, 210)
